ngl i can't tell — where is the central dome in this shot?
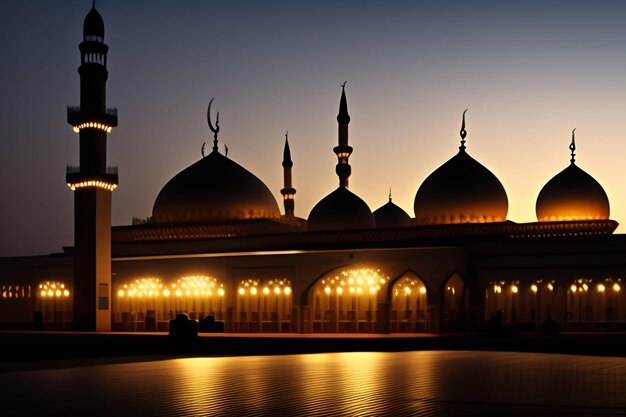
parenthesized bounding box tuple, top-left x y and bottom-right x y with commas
(308, 187, 374, 231)
(414, 112, 508, 225)
(152, 150, 280, 223)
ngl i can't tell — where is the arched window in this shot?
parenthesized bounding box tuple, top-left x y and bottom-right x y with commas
(309, 267, 390, 333)
(390, 273, 428, 332)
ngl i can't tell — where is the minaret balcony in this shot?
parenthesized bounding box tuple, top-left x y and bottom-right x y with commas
(66, 166, 118, 191)
(67, 106, 118, 132)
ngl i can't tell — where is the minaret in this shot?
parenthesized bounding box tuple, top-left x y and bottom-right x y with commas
(280, 132, 296, 217)
(334, 82, 353, 188)
(66, 4, 118, 331)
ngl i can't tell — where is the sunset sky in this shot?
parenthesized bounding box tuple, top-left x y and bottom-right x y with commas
(2, 0, 626, 256)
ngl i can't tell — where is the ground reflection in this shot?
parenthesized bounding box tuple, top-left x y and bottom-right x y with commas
(1, 351, 626, 416)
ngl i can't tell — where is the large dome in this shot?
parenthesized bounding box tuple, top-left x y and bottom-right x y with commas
(373, 197, 411, 228)
(414, 150, 508, 225)
(308, 187, 375, 231)
(536, 137, 609, 221)
(152, 150, 280, 223)
(414, 112, 508, 225)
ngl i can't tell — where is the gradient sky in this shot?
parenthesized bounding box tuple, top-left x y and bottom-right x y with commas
(2, 0, 626, 257)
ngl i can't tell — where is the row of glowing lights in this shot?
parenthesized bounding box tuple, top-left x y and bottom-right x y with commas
(39, 282, 70, 298)
(322, 277, 387, 295)
(238, 279, 291, 295)
(492, 281, 621, 294)
(67, 181, 117, 191)
(117, 276, 224, 298)
(72, 122, 113, 133)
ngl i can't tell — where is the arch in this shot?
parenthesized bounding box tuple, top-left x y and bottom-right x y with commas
(36, 280, 72, 328)
(235, 278, 292, 333)
(113, 275, 225, 331)
(389, 271, 430, 333)
(566, 278, 623, 331)
(306, 265, 391, 333)
(442, 272, 467, 331)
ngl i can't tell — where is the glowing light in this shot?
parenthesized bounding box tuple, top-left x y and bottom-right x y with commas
(239, 288, 245, 295)
(404, 286, 411, 295)
(163, 289, 170, 297)
(218, 288, 225, 296)
(324, 286, 331, 295)
(369, 287, 376, 294)
(419, 287, 427, 295)
(613, 283, 621, 292)
(40, 290, 46, 297)
(511, 285, 518, 294)
(251, 287, 258, 295)
(582, 283, 589, 292)
(274, 287, 281, 295)
(547, 283, 554, 291)
(117, 290, 125, 297)
(263, 287, 270, 295)
(68, 180, 117, 192)
(531, 284, 538, 293)
(598, 284, 606, 292)
(336, 287, 343, 295)
(570, 285, 577, 293)
(71, 121, 113, 133)
(284, 287, 291, 295)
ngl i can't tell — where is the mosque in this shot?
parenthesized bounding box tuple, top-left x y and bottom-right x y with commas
(1, 5, 625, 334)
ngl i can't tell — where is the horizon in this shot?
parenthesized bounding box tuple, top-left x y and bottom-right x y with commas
(2, 0, 626, 256)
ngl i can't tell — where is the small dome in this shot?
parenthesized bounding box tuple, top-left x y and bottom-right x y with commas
(374, 198, 411, 228)
(83, 7, 104, 40)
(536, 163, 609, 222)
(308, 187, 375, 231)
(414, 150, 508, 225)
(152, 150, 281, 223)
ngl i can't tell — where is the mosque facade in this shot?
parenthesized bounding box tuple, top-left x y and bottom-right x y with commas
(2, 6, 626, 334)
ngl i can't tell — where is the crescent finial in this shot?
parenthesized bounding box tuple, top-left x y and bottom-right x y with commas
(570, 128, 576, 164)
(341, 81, 347, 88)
(207, 98, 220, 152)
(459, 109, 468, 150)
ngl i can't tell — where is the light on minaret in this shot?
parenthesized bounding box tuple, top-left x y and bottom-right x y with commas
(66, 4, 117, 332)
(281, 132, 296, 217)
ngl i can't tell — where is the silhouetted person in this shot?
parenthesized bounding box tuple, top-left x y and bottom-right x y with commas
(169, 313, 198, 338)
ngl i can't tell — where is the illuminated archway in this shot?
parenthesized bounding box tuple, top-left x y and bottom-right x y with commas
(486, 280, 557, 327)
(390, 273, 428, 332)
(37, 281, 71, 327)
(443, 273, 465, 331)
(309, 267, 390, 333)
(114, 275, 225, 331)
(567, 278, 622, 330)
(235, 278, 292, 332)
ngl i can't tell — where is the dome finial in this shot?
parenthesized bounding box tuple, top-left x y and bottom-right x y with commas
(207, 98, 220, 153)
(459, 109, 468, 151)
(389, 187, 392, 202)
(570, 128, 576, 164)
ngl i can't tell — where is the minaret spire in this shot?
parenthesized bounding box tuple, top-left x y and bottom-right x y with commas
(66, 5, 117, 331)
(389, 187, 392, 202)
(207, 98, 220, 153)
(334, 82, 353, 188)
(570, 128, 577, 164)
(459, 109, 468, 151)
(281, 131, 296, 217)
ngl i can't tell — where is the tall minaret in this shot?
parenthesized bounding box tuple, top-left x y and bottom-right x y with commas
(280, 132, 296, 217)
(334, 82, 352, 188)
(66, 4, 118, 331)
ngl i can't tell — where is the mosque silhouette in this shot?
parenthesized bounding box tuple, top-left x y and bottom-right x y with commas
(0, 5, 623, 335)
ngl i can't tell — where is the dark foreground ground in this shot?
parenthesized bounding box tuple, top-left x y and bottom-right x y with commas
(1, 331, 626, 371)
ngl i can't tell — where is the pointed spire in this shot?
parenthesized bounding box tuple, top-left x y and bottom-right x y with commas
(207, 98, 220, 153)
(337, 81, 351, 125)
(388, 187, 392, 202)
(459, 109, 468, 151)
(283, 131, 293, 167)
(570, 128, 577, 164)
(281, 131, 296, 217)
